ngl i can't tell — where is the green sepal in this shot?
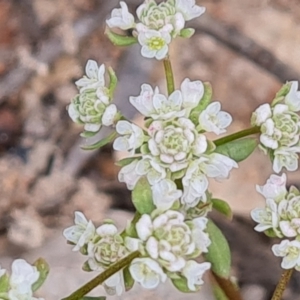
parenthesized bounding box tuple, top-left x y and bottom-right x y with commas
(32, 258, 50, 292)
(81, 131, 117, 150)
(115, 157, 139, 167)
(171, 169, 186, 180)
(144, 117, 153, 128)
(171, 276, 196, 293)
(123, 212, 141, 238)
(132, 177, 155, 214)
(271, 82, 291, 106)
(214, 137, 258, 162)
(80, 131, 99, 138)
(190, 82, 213, 125)
(0, 273, 9, 293)
(123, 266, 135, 292)
(212, 199, 233, 220)
(264, 228, 277, 238)
(204, 220, 231, 278)
(0, 292, 9, 300)
(179, 28, 195, 38)
(82, 261, 93, 272)
(206, 140, 216, 153)
(108, 67, 118, 98)
(80, 297, 106, 300)
(105, 28, 138, 47)
(140, 143, 150, 154)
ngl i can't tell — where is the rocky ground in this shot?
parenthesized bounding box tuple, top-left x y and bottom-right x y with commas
(1, 0, 300, 299)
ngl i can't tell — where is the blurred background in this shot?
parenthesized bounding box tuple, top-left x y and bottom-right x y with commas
(0, 0, 300, 299)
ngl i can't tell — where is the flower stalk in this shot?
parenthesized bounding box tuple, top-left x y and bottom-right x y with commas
(61, 251, 140, 300)
(271, 269, 293, 300)
(213, 126, 260, 147)
(163, 57, 175, 95)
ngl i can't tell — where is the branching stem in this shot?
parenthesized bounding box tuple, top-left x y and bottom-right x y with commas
(163, 57, 175, 95)
(271, 269, 293, 300)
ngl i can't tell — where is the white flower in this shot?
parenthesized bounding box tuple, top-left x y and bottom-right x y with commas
(129, 84, 158, 116)
(182, 158, 209, 207)
(102, 104, 117, 127)
(87, 223, 128, 271)
(135, 211, 209, 272)
(251, 199, 280, 234)
(129, 258, 167, 289)
(9, 259, 40, 299)
(181, 78, 204, 110)
(113, 121, 144, 153)
(251, 103, 272, 126)
(147, 118, 207, 172)
(106, 1, 135, 30)
(118, 160, 141, 190)
(136, 156, 166, 185)
(190, 217, 211, 253)
(138, 29, 171, 60)
(63, 211, 96, 251)
(256, 173, 287, 202)
(151, 90, 186, 120)
(198, 102, 232, 135)
(75, 60, 106, 92)
(272, 240, 300, 270)
(285, 81, 300, 112)
(200, 153, 238, 180)
(103, 271, 124, 296)
(273, 146, 300, 173)
(175, 0, 206, 21)
(152, 179, 182, 210)
(69, 62, 117, 132)
(182, 260, 211, 291)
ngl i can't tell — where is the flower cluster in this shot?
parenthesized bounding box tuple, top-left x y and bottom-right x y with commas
(68, 60, 118, 135)
(116, 79, 236, 209)
(0, 259, 44, 300)
(251, 81, 300, 173)
(127, 211, 211, 291)
(106, 0, 205, 60)
(251, 173, 300, 271)
(63, 211, 132, 295)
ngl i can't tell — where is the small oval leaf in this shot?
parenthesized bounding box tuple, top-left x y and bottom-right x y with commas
(214, 138, 258, 162)
(132, 177, 155, 214)
(32, 258, 50, 292)
(81, 131, 117, 151)
(0, 274, 9, 293)
(212, 199, 233, 220)
(105, 28, 137, 46)
(204, 220, 231, 278)
(179, 28, 195, 38)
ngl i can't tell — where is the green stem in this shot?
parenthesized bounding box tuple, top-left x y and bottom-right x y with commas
(61, 251, 140, 300)
(271, 269, 293, 300)
(213, 126, 260, 147)
(163, 57, 175, 95)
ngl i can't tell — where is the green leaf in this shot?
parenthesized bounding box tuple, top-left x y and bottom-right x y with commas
(204, 220, 231, 278)
(32, 258, 50, 292)
(179, 28, 195, 38)
(190, 82, 213, 125)
(171, 277, 195, 293)
(81, 131, 117, 150)
(80, 297, 106, 300)
(132, 177, 155, 214)
(212, 199, 233, 220)
(123, 266, 135, 292)
(105, 28, 137, 46)
(0, 273, 9, 293)
(80, 131, 99, 138)
(115, 157, 139, 167)
(214, 137, 258, 162)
